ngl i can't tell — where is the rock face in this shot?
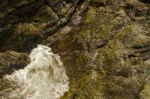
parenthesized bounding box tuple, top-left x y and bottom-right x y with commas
(0, 0, 150, 99)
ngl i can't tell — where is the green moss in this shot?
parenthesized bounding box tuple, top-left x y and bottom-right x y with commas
(140, 84, 150, 99)
(53, 6, 123, 52)
(116, 23, 150, 48)
(84, 7, 97, 23)
(62, 70, 104, 99)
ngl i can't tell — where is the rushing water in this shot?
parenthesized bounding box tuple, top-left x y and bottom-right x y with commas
(3, 45, 69, 99)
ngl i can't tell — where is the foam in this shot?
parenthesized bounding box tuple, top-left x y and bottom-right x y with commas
(4, 45, 69, 99)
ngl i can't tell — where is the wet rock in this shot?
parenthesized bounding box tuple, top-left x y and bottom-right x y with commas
(0, 0, 149, 99)
(0, 51, 29, 77)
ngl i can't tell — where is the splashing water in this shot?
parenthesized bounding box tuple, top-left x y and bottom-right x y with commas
(3, 45, 69, 99)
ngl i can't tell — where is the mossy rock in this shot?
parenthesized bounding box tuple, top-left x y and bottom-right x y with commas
(140, 84, 150, 99)
(2, 23, 42, 51)
(0, 51, 29, 77)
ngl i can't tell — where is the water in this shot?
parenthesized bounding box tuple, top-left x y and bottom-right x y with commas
(2, 45, 69, 99)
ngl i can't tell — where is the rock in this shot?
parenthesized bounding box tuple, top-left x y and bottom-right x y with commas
(0, 0, 149, 99)
(140, 84, 150, 99)
(0, 51, 29, 77)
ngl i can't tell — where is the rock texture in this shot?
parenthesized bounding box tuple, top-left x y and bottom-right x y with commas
(0, 0, 150, 99)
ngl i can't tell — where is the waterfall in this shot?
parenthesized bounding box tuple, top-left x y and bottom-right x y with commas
(3, 45, 69, 99)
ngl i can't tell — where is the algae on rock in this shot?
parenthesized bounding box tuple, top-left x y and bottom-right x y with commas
(0, 0, 150, 99)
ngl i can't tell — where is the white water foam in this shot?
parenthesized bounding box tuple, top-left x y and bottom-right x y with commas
(3, 45, 69, 99)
